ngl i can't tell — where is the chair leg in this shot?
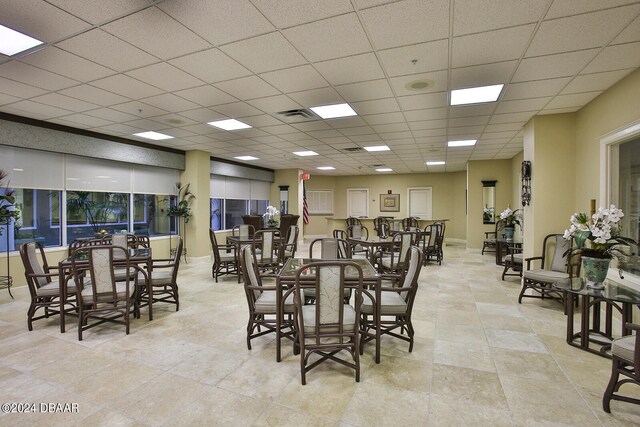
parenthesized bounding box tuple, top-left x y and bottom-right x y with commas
(603, 359, 620, 413)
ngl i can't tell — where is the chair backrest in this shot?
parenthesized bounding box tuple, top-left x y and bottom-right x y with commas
(403, 217, 419, 229)
(110, 234, 131, 260)
(374, 217, 390, 238)
(73, 245, 130, 303)
(548, 234, 572, 272)
(347, 224, 369, 240)
(346, 217, 362, 227)
(394, 232, 414, 264)
(333, 229, 347, 239)
(294, 261, 363, 341)
(68, 237, 102, 256)
(279, 214, 299, 236)
(495, 219, 506, 238)
(20, 241, 51, 288)
(233, 224, 254, 239)
(309, 238, 352, 259)
(242, 215, 262, 237)
(135, 234, 151, 248)
(398, 246, 423, 301)
(286, 225, 298, 246)
(209, 228, 222, 263)
(239, 244, 263, 303)
(255, 229, 278, 264)
(391, 220, 402, 232)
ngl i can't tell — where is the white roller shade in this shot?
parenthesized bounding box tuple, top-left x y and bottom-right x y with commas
(132, 165, 178, 195)
(210, 174, 225, 198)
(65, 155, 131, 192)
(250, 180, 270, 200)
(0, 146, 64, 190)
(225, 176, 250, 199)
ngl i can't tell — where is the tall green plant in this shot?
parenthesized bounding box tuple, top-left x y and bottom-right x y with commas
(0, 170, 20, 235)
(167, 182, 195, 224)
(66, 191, 127, 233)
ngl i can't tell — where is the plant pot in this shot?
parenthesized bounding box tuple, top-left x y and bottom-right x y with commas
(582, 256, 611, 288)
(503, 226, 515, 240)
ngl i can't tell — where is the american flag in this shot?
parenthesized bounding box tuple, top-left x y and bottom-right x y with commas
(303, 182, 309, 224)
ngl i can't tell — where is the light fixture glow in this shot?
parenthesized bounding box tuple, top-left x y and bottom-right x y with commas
(310, 103, 357, 119)
(207, 119, 252, 131)
(293, 151, 318, 157)
(450, 84, 503, 106)
(448, 139, 477, 147)
(0, 24, 43, 56)
(364, 145, 390, 152)
(426, 161, 446, 166)
(96, 175, 111, 179)
(317, 166, 335, 170)
(12, 168, 24, 172)
(376, 168, 393, 172)
(133, 131, 174, 140)
(234, 156, 259, 161)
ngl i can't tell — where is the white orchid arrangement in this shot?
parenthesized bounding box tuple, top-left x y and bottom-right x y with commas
(563, 204, 636, 260)
(499, 207, 522, 227)
(263, 205, 280, 225)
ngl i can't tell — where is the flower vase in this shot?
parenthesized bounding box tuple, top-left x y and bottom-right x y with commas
(503, 226, 515, 241)
(582, 256, 611, 289)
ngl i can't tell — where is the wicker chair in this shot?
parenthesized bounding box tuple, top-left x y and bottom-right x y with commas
(333, 229, 347, 240)
(603, 322, 640, 412)
(280, 225, 299, 263)
(502, 247, 523, 280)
(421, 223, 443, 265)
(309, 238, 352, 260)
(140, 236, 182, 320)
(209, 229, 238, 282)
(346, 217, 362, 228)
(373, 217, 390, 238)
(374, 231, 415, 274)
(242, 215, 262, 237)
(482, 219, 505, 255)
(279, 214, 299, 237)
(254, 229, 281, 273)
(402, 217, 419, 230)
(347, 224, 369, 259)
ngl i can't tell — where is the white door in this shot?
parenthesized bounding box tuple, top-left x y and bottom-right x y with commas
(347, 188, 369, 218)
(408, 187, 432, 219)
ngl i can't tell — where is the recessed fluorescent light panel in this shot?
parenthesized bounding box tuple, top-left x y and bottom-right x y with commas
(234, 156, 259, 161)
(448, 139, 477, 147)
(310, 103, 357, 119)
(317, 166, 335, 170)
(293, 151, 318, 157)
(426, 161, 446, 166)
(207, 119, 251, 131)
(133, 131, 174, 140)
(0, 24, 43, 56)
(450, 84, 503, 106)
(364, 145, 390, 152)
(376, 168, 393, 172)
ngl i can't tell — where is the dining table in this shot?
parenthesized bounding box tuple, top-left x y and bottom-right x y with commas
(275, 257, 382, 363)
(347, 237, 396, 265)
(58, 247, 153, 332)
(226, 234, 282, 281)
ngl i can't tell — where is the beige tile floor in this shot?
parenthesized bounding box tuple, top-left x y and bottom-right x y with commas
(1, 241, 640, 426)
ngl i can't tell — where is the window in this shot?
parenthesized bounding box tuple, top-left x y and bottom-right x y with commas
(66, 191, 129, 240)
(307, 190, 333, 214)
(209, 174, 271, 230)
(133, 194, 172, 236)
(226, 199, 248, 230)
(1, 188, 62, 250)
(210, 198, 224, 231)
(408, 187, 433, 219)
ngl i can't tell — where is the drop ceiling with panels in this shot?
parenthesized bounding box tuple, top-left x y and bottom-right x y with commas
(1, 0, 639, 175)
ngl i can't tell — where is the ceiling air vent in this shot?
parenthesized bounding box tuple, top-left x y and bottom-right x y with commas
(343, 147, 364, 152)
(277, 109, 317, 119)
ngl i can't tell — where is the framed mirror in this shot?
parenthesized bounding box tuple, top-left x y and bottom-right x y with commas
(482, 180, 497, 224)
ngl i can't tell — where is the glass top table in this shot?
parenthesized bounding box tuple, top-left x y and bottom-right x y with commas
(553, 276, 640, 357)
(280, 257, 378, 280)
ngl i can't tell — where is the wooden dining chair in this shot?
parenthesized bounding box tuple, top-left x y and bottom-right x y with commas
(209, 229, 238, 282)
(375, 231, 414, 274)
(140, 236, 182, 321)
(603, 322, 640, 412)
(309, 238, 352, 260)
(254, 228, 280, 273)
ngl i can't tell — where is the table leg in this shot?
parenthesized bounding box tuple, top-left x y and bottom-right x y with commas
(59, 267, 66, 333)
(604, 302, 613, 338)
(566, 293, 574, 344)
(146, 261, 153, 321)
(276, 277, 282, 362)
(580, 295, 590, 349)
(622, 303, 633, 335)
(375, 278, 381, 364)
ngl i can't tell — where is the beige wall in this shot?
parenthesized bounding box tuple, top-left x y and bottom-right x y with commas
(180, 150, 211, 257)
(304, 171, 467, 241)
(466, 159, 514, 249)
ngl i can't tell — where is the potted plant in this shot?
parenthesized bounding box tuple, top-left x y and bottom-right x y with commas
(166, 182, 195, 260)
(499, 207, 522, 240)
(563, 205, 637, 288)
(262, 205, 280, 228)
(0, 170, 20, 236)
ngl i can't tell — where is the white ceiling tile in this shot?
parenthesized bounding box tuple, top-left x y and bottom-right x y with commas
(241, 115, 284, 127)
(60, 84, 129, 106)
(453, 0, 548, 36)
(494, 97, 551, 114)
(140, 93, 201, 112)
(19, 47, 115, 82)
(613, 14, 640, 44)
(158, 128, 197, 138)
(31, 93, 99, 112)
(291, 121, 331, 132)
(252, 0, 354, 28)
(502, 78, 572, 100)
(0, 61, 78, 91)
(57, 29, 158, 72)
(512, 49, 600, 82)
(91, 75, 164, 99)
(221, 32, 307, 73)
(124, 118, 169, 131)
(351, 98, 401, 115)
(363, 112, 406, 125)
(484, 123, 526, 133)
(46, 118, 91, 129)
(449, 125, 485, 135)
(403, 108, 448, 121)
(247, 95, 302, 113)
(526, 6, 640, 57)
(398, 92, 448, 111)
(562, 69, 635, 95)
(538, 107, 581, 114)
(407, 120, 447, 130)
(2, 100, 72, 118)
(389, 70, 448, 96)
(169, 49, 251, 84)
(449, 115, 490, 127)
(214, 76, 280, 100)
(126, 63, 204, 92)
(57, 113, 113, 127)
(103, 7, 210, 60)
(0, 76, 47, 98)
(452, 25, 535, 68)
(360, 0, 449, 50)
(339, 126, 375, 136)
(544, 91, 602, 109)
(545, 0, 639, 19)
(159, 0, 274, 45)
(582, 42, 640, 74)
(0, 0, 90, 42)
(288, 87, 345, 107)
(449, 104, 496, 118)
(336, 79, 394, 102)
(283, 13, 372, 62)
(213, 102, 264, 118)
(451, 61, 518, 89)
(150, 114, 198, 128)
(177, 108, 225, 123)
(84, 108, 140, 122)
(262, 124, 300, 135)
(110, 101, 168, 118)
(0, 93, 19, 105)
(45, 0, 151, 25)
(260, 65, 328, 93)
(327, 116, 368, 128)
(377, 39, 449, 77)
(96, 123, 146, 135)
(315, 53, 385, 86)
(174, 85, 238, 107)
(489, 112, 537, 124)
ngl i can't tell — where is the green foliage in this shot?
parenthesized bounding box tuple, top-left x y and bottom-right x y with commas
(0, 170, 20, 235)
(166, 182, 195, 224)
(66, 190, 127, 233)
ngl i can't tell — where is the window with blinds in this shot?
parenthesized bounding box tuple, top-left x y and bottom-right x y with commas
(307, 190, 333, 215)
